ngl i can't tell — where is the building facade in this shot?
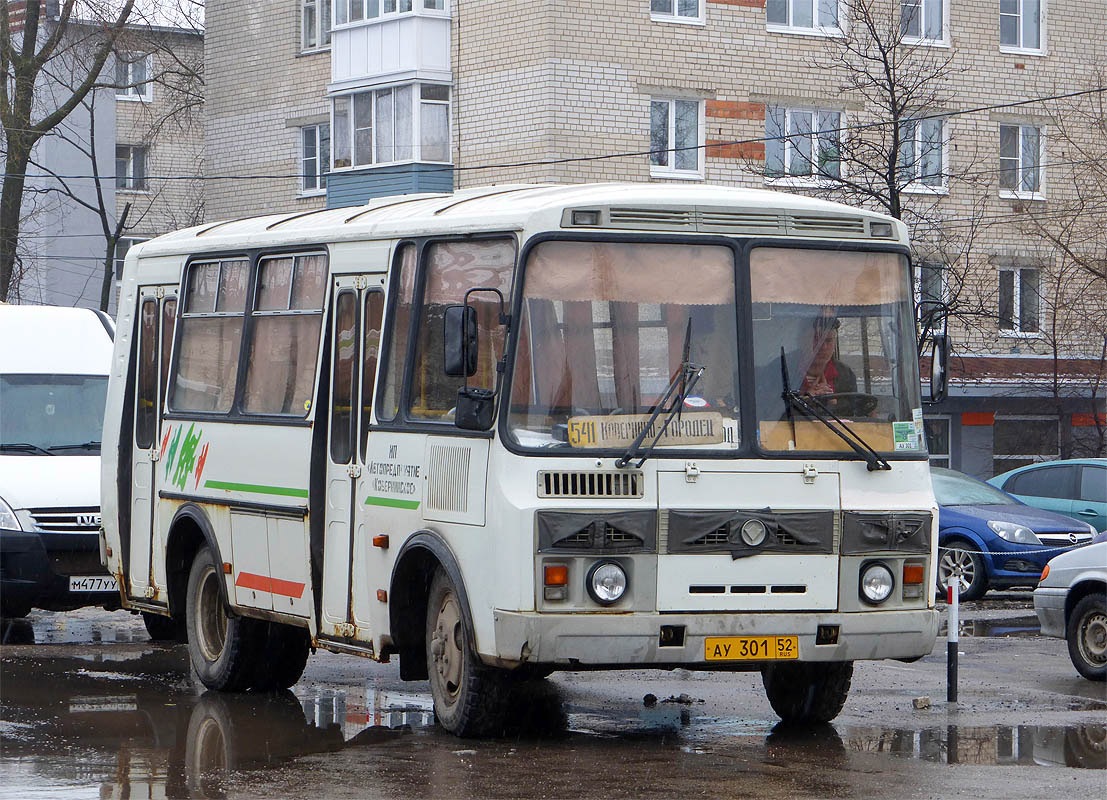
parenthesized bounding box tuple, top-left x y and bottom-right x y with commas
(203, 0, 1106, 476)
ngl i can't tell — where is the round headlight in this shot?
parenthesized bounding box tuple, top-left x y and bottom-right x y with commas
(860, 562, 895, 605)
(740, 518, 768, 547)
(586, 561, 627, 606)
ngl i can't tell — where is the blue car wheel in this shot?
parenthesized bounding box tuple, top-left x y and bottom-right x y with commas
(937, 539, 988, 601)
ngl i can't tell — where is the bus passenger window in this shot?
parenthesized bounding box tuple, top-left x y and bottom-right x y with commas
(136, 299, 158, 448)
(170, 259, 249, 413)
(378, 244, 416, 423)
(360, 290, 385, 460)
(408, 238, 515, 421)
(242, 254, 327, 416)
(331, 291, 358, 464)
(159, 298, 176, 409)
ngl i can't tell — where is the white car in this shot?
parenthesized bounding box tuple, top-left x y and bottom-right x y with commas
(1033, 540, 1107, 681)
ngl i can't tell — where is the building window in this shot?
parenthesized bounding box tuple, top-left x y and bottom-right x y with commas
(650, 98, 703, 178)
(332, 83, 450, 169)
(336, 0, 442, 24)
(651, 0, 703, 24)
(998, 267, 1040, 334)
(899, 117, 945, 188)
(915, 261, 946, 330)
(114, 237, 148, 279)
(1000, 0, 1043, 52)
(900, 0, 946, 43)
(999, 124, 1043, 196)
(993, 416, 1058, 475)
(302, 0, 332, 50)
(924, 417, 950, 468)
(765, 106, 841, 181)
(767, 0, 841, 34)
(301, 124, 330, 194)
(116, 145, 147, 191)
(114, 52, 151, 101)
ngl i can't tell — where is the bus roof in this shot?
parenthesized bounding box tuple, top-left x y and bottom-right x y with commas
(130, 182, 908, 265)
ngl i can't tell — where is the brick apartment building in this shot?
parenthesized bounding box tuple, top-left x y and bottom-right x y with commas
(203, 0, 1106, 477)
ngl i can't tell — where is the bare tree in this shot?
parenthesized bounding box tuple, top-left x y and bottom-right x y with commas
(1, 0, 137, 302)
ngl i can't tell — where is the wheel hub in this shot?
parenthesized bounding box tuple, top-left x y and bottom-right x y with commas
(939, 547, 975, 592)
(1082, 612, 1107, 663)
(431, 595, 463, 697)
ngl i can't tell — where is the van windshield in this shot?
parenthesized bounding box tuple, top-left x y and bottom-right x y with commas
(0, 374, 108, 454)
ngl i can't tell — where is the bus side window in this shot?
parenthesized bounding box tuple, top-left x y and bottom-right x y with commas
(159, 298, 177, 410)
(136, 299, 158, 449)
(331, 291, 358, 465)
(360, 290, 385, 461)
(378, 244, 416, 423)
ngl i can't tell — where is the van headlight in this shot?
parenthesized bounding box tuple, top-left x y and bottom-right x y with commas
(987, 520, 1041, 545)
(859, 562, 894, 605)
(0, 496, 23, 531)
(586, 561, 627, 606)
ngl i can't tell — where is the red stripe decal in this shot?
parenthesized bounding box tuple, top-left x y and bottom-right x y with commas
(235, 571, 305, 599)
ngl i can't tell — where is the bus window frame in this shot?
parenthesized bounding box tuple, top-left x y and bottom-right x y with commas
(163, 245, 331, 428)
(370, 233, 519, 439)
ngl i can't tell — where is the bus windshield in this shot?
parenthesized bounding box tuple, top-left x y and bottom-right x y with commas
(750, 248, 923, 455)
(507, 240, 741, 451)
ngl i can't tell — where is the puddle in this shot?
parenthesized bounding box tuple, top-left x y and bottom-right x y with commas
(938, 615, 1042, 638)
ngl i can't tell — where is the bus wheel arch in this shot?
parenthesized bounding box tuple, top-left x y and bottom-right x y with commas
(166, 504, 227, 620)
(389, 533, 472, 682)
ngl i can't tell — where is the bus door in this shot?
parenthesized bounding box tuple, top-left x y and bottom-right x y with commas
(129, 288, 176, 602)
(321, 278, 384, 637)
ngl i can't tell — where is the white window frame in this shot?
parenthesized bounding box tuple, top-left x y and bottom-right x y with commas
(334, 0, 447, 27)
(300, 123, 330, 196)
(899, 117, 949, 194)
(302, 0, 332, 52)
(993, 415, 1060, 474)
(115, 52, 152, 102)
(330, 82, 451, 172)
(114, 236, 148, 280)
(923, 415, 951, 468)
(766, 0, 844, 37)
(900, 0, 949, 46)
(914, 261, 948, 332)
(1000, 0, 1046, 55)
(650, 0, 704, 26)
(998, 123, 1045, 200)
(997, 266, 1042, 338)
(649, 97, 705, 180)
(115, 145, 148, 192)
(764, 106, 843, 186)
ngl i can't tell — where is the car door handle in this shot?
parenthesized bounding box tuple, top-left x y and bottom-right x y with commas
(1076, 509, 1098, 516)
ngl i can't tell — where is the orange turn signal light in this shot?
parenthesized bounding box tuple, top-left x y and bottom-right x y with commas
(1040, 565, 1050, 582)
(544, 565, 568, 586)
(902, 564, 925, 585)
(372, 534, 389, 549)
(222, 562, 232, 575)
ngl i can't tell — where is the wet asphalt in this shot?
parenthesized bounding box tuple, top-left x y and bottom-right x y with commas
(0, 593, 1104, 799)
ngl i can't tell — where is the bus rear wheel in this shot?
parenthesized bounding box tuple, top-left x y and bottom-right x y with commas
(185, 547, 260, 691)
(425, 568, 510, 737)
(251, 623, 312, 691)
(761, 661, 853, 724)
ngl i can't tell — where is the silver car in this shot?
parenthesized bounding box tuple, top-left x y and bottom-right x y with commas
(1033, 540, 1106, 681)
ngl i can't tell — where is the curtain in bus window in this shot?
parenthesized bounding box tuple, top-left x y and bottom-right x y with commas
(379, 244, 417, 422)
(242, 255, 326, 416)
(408, 239, 515, 421)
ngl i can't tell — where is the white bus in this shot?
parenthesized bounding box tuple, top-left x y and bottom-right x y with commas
(102, 183, 946, 735)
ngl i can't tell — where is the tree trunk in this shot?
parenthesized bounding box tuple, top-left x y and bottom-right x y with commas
(0, 142, 32, 302)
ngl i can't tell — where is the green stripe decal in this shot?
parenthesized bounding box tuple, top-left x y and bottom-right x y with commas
(204, 480, 309, 498)
(364, 496, 421, 510)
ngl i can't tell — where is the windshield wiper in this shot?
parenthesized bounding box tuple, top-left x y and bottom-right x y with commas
(617, 318, 705, 469)
(781, 390, 891, 472)
(48, 441, 102, 452)
(0, 442, 53, 456)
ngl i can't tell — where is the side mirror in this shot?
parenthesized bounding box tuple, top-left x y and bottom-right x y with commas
(928, 333, 950, 403)
(443, 304, 478, 378)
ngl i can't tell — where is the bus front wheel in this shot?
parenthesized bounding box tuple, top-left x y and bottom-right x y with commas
(185, 547, 260, 691)
(425, 567, 509, 736)
(761, 661, 853, 723)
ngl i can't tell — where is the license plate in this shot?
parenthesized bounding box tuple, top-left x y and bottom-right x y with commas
(704, 635, 799, 661)
(68, 575, 118, 593)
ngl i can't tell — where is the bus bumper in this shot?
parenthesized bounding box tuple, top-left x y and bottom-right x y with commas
(491, 608, 938, 667)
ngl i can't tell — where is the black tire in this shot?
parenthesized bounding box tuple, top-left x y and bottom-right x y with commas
(251, 622, 312, 691)
(185, 547, 261, 691)
(1066, 592, 1107, 682)
(143, 611, 184, 642)
(425, 567, 510, 737)
(936, 539, 988, 602)
(761, 661, 853, 724)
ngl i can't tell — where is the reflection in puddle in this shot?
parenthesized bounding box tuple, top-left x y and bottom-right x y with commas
(937, 616, 1041, 638)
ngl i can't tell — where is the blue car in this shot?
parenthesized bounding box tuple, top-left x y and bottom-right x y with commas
(931, 467, 1097, 601)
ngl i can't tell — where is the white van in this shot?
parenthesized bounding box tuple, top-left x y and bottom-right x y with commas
(0, 305, 119, 619)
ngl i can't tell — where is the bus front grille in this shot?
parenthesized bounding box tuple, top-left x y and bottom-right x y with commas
(537, 471, 644, 499)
